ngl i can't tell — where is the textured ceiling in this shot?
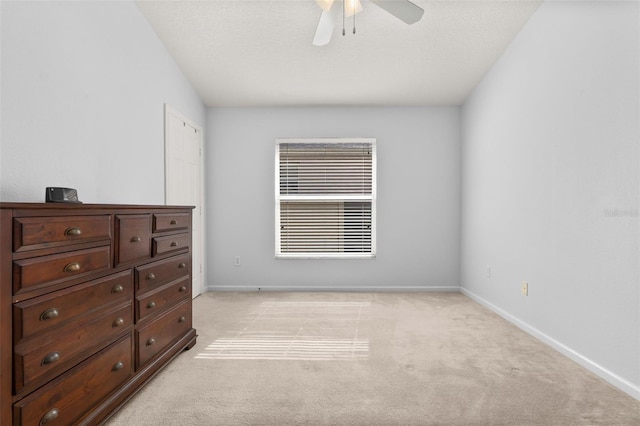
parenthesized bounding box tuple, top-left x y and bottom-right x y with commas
(136, 0, 542, 107)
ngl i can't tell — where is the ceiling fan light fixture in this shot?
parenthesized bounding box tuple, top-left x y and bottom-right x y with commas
(344, 0, 363, 17)
(315, 0, 335, 12)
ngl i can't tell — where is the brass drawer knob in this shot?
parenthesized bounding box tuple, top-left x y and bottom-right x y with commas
(179, 286, 187, 292)
(40, 308, 60, 321)
(170, 219, 178, 225)
(113, 317, 125, 327)
(111, 284, 124, 294)
(147, 272, 156, 280)
(178, 316, 186, 323)
(40, 408, 59, 425)
(63, 262, 81, 273)
(64, 227, 82, 236)
(130, 236, 141, 243)
(112, 361, 124, 372)
(147, 337, 156, 346)
(178, 262, 186, 269)
(147, 301, 156, 309)
(41, 352, 60, 366)
(170, 241, 178, 247)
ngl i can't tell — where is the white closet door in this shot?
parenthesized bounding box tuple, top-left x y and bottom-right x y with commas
(165, 105, 204, 298)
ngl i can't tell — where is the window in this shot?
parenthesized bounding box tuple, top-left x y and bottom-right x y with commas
(275, 138, 376, 258)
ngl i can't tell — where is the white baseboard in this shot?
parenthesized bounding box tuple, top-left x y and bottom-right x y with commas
(206, 285, 461, 293)
(460, 288, 640, 401)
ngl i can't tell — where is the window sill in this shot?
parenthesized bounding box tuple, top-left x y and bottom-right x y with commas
(276, 254, 376, 260)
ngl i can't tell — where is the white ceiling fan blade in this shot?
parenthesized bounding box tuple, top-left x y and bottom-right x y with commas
(312, 5, 341, 46)
(315, 0, 335, 12)
(369, 0, 424, 25)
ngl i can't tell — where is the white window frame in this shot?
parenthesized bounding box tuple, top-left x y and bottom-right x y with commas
(275, 138, 377, 259)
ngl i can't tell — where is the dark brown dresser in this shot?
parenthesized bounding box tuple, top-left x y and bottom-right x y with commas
(0, 203, 197, 425)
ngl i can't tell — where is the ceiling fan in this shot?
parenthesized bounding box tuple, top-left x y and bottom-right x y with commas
(312, 0, 424, 46)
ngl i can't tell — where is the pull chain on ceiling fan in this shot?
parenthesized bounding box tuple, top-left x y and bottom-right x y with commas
(312, 0, 424, 46)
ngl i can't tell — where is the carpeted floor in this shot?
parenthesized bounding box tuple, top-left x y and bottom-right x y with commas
(106, 292, 640, 425)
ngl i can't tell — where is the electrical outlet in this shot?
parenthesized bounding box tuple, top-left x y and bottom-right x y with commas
(521, 281, 528, 296)
(234, 256, 241, 266)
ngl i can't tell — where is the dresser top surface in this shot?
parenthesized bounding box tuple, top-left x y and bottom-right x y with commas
(0, 202, 194, 210)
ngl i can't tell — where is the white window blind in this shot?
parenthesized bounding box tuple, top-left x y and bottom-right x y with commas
(275, 138, 376, 258)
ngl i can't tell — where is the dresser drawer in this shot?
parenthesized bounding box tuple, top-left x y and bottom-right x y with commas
(136, 277, 190, 322)
(153, 212, 190, 233)
(136, 300, 191, 368)
(13, 246, 111, 295)
(14, 303, 132, 392)
(13, 270, 132, 342)
(13, 215, 111, 252)
(135, 254, 190, 293)
(115, 214, 151, 266)
(152, 232, 190, 257)
(13, 335, 133, 426)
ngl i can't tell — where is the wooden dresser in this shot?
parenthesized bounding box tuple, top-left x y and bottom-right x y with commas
(0, 203, 197, 425)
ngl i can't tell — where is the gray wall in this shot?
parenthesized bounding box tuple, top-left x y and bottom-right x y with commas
(1, 0, 205, 204)
(207, 107, 461, 291)
(461, 0, 639, 397)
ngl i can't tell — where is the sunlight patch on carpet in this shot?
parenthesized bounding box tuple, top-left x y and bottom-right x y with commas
(195, 301, 370, 361)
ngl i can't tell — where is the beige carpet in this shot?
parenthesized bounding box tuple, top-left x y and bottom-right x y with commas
(106, 292, 640, 425)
